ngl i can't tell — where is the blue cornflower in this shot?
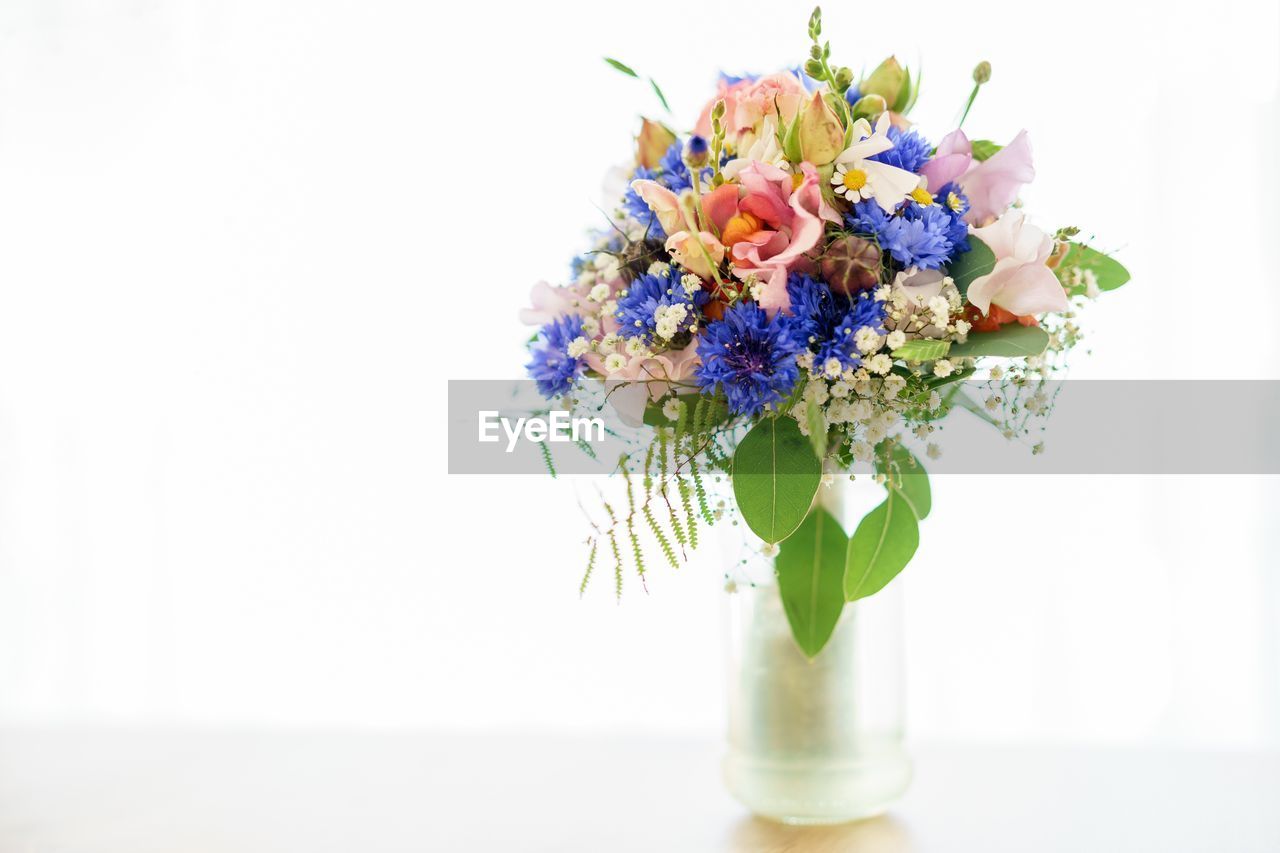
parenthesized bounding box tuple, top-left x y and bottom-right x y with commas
(695, 302, 803, 417)
(883, 205, 957, 270)
(785, 273, 887, 374)
(846, 198, 969, 270)
(846, 200, 894, 248)
(844, 85, 863, 105)
(614, 270, 708, 344)
(526, 314, 585, 399)
(656, 139, 703, 193)
(870, 126, 933, 174)
(621, 165, 661, 231)
(786, 273, 846, 346)
(934, 182, 973, 250)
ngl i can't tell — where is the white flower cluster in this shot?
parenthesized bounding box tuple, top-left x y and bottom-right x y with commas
(1065, 266, 1101, 299)
(881, 270, 969, 341)
(653, 302, 689, 341)
(792, 365, 945, 445)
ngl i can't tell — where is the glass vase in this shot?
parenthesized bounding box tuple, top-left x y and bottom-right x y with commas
(720, 480, 911, 825)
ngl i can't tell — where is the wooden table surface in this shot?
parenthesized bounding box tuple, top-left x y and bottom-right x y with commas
(1, 728, 1277, 852)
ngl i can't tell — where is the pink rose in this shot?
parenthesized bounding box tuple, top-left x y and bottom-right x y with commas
(966, 211, 1068, 317)
(630, 162, 839, 313)
(703, 162, 839, 314)
(694, 72, 807, 146)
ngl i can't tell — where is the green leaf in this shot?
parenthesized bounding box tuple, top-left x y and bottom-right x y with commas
(876, 443, 931, 520)
(844, 489, 919, 601)
(603, 57, 638, 77)
(732, 417, 822, 544)
(891, 338, 951, 362)
(648, 78, 671, 113)
(946, 236, 996, 296)
(948, 324, 1049, 359)
(970, 139, 1003, 161)
(926, 364, 974, 390)
(1058, 243, 1130, 294)
(776, 507, 848, 658)
(804, 399, 827, 460)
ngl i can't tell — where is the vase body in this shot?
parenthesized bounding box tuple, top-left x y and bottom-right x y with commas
(721, 483, 911, 825)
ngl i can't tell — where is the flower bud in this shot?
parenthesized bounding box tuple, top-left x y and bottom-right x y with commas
(973, 61, 991, 85)
(797, 91, 844, 166)
(682, 134, 710, 169)
(834, 66, 854, 92)
(820, 235, 882, 294)
(636, 119, 676, 169)
(859, 57, 906, 106)
(804, 58, 824, 79)
(850, 93, 887, 123)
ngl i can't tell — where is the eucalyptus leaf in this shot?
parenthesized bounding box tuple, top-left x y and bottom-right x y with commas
(844, 489, 919, 601)
(947, 237, 997, 296)
(876, 443, 931, 520)
(891, 338, 951, 362)
(776, 507, 848, 658)
(1058, 243, 1130, 294)
(732, 417, 822, 544)
(805, 399, 828, 460)
(948, 324, 1049, 358)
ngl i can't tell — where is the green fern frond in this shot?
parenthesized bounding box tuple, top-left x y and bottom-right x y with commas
(580, 540, 598, 596)
(623, 469, 646, 580)
(539, 440, 557, 477)
(642, 502, 679, 569)
(693, 395, 709, 436)
(677, 475, 698, 549)
(657, 427, 670, 483)
(603, 502, 624, 600)
(690, 455, 714, 524)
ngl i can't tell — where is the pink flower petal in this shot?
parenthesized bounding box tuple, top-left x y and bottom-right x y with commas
(703, 183, 741, 231)
(630, 179, 687, 236)
(960, 130, 1035, 225)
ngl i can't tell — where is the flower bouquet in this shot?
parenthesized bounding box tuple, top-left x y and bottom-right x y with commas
(519, 5, 1129, 823)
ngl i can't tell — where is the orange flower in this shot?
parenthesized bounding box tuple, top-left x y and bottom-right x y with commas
(964, 303, 1038, 333)
(720, 211, 763, 249)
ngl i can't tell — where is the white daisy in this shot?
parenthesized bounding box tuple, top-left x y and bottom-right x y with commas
(832, 113, 922, 212)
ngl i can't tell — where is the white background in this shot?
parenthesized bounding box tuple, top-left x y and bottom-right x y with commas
(1, 0, 1278, 747)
